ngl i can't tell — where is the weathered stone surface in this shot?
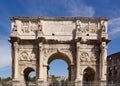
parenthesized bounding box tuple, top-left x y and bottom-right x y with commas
(9, 16, 110, 86)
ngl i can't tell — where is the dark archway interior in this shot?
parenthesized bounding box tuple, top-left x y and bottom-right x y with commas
(24, 67, 35, 81)
(83, 67, 95, 82)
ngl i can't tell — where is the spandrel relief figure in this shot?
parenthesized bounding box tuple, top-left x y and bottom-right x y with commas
(90, 52, 97, 61)
(20, 51, 30, 61)
(80, 52, 90, 62)
(30, 52, 36, 60)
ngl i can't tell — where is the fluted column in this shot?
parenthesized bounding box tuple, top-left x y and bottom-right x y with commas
(12, 41, 21, 86)
(76, 42, 80, 81)
(38, 42, 43, 80)
(13, 41, 19, 79)
(100, 42, 107, 82)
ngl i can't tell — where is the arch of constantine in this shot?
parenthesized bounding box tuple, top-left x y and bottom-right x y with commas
(9, 16, 110, 86)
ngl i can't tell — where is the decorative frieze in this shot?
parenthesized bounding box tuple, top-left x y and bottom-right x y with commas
(76, 20, 98, 34)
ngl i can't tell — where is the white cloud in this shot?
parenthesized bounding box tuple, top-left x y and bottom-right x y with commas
(0, 36, 11, 68)
(108, 17, 120, 38)
(16, 0, 44, 16)
(65, 0, 95, 17)
(16, 0, 95, 17)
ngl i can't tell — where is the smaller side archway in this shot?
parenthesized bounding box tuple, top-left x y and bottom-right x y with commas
(23, 67, 36, 84)
(82, 67, 95, 85)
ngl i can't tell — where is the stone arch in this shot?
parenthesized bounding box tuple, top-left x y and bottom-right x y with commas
(47, 51, 73, 81)
(82, 67, 95, 85)
(23, 67, 36, 81)
(47, 51, 72, 66)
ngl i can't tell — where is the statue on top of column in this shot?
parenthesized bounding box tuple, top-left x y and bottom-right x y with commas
(101, 21, 106, 32)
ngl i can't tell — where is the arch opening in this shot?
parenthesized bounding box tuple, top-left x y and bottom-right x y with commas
(83, 67, 95, 85)
(48, 52, 71, 66)
(24, 67, 36, 85)
(47, 52, 72, 83)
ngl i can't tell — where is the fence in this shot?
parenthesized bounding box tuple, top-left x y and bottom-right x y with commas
(1, 81, 120, 86)
(0, 83, 12, 86)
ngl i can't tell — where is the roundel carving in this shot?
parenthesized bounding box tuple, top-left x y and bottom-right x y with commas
(20, 51, 29, 60)
(80, 52, 90, 62)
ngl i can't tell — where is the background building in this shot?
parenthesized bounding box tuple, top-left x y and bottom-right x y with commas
(107, 52, 120, 84)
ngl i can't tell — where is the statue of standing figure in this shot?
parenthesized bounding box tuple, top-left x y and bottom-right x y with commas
(101, 21, 106, 32)
(76, 20, 81, 32)
(12, 21, 17, 31)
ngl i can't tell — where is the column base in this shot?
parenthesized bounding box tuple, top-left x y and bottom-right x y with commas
(12, 79, 21, 86)
(100, 80, 106, 86)
(75, 79, 82, 86)
(37, 79, 47, 86)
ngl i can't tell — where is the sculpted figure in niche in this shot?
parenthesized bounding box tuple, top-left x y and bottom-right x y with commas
(90, 52, 97, 61)
(38, 21, 42, 32)
(76, 20, 81, 32)
(22, 21, 29, 33)
(22, 27, 29, 33)
(80, 52, 90, 62)
(101, 21, 106, 32)
(30, 52, 36, 60)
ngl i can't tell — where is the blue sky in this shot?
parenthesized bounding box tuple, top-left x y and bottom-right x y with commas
(0, 0, 120, 78)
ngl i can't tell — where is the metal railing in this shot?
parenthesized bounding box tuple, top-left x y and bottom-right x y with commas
(1, 81, 120, 86)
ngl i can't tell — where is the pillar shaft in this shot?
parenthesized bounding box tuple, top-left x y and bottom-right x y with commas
(76, 43, 80, 81)
(13, 42, 19, 79)
(100, 42, 107, 81)
(38, 43, 43, 80)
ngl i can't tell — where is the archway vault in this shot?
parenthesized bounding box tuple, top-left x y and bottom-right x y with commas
(24, 67, 35, 81)
(83, 67, 95, 82)
(47, 52, 72, 66)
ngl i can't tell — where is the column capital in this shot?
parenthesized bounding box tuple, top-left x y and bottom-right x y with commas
(13, 41, 19, 48)
(100, 42, 107, 49)
(38, 42, 42, 47)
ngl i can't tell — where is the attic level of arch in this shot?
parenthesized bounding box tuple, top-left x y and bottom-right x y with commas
(10, 16, 109, 38)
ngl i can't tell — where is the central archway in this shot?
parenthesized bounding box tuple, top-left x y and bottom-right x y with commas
(83, 67, 95, 85)
(47, 52, 72, 82)
(48, 52, 71, 65)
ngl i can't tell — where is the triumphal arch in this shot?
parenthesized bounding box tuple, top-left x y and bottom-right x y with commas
(9, 16, 109, 86)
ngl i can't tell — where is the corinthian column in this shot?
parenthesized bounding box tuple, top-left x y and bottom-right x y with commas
(100, 42, 107, 81)
(13, 42, 19, 79)
(38, 43, 43, 80)
(76, 43, 80, 81)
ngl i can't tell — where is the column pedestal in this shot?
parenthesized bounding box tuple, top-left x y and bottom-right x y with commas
(37, 79, 45, 86)
(100, 81, 106, 86)
(12, 79, 21, 86)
